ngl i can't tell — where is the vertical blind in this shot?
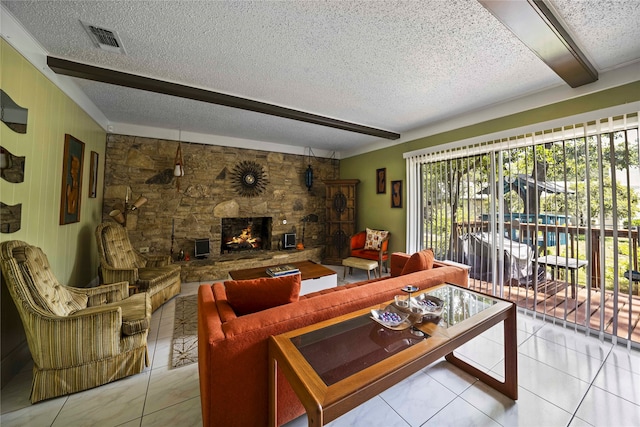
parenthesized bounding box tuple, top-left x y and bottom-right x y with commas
(405, 110, 640, 348)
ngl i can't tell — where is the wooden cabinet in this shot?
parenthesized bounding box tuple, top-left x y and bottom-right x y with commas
(323, 179, 359, 265)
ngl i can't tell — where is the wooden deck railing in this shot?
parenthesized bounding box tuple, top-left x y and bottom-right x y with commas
(453, 221, 639, 290)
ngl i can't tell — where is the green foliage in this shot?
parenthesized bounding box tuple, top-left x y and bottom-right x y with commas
(570, 237, 637, 294)
(542, 178, 640, 224)
(502, 132, 640, 222)
(619, 244, 631, 257)
(423, 127, 639, 270)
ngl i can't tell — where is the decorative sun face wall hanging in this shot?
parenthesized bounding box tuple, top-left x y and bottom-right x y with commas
(232, 160, 268, 197)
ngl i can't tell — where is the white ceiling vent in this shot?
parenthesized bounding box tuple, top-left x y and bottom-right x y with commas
(81, 20, 126, 54)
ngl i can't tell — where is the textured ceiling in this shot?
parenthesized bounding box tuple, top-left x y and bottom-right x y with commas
(2, 0, 639, 156)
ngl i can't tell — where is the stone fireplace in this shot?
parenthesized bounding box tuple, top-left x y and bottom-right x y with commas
(221, 217, 272, 254)
(103, 133, 338, 281)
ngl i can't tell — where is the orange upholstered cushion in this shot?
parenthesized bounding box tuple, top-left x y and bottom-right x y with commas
(401, 249, 435, 275)
(350, 231, 366, 250)
(225, 274, 301, 316)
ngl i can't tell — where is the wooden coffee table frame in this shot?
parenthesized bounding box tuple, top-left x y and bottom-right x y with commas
(268, 283, 518, 427)
(228, 260, 335, 282)
(229, 260, 337, 295)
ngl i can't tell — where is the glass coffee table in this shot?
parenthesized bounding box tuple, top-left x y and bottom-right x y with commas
(268, 283, 518, 426)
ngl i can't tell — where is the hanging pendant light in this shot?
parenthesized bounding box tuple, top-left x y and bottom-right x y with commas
(305, 164, 313, 191)
(174, 131, 184, 191)
(304, 148, 313, 191)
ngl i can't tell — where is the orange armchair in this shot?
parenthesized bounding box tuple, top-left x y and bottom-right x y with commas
(349, 229, 390, 273)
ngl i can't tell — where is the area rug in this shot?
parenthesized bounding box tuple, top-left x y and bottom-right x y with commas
(171, 294, 198, 368)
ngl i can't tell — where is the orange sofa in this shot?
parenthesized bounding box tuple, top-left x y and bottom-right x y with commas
(197, 251, 468, 427)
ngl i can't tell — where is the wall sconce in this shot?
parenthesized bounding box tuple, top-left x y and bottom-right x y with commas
(109, 186, 147, 226)
(174, 139, 184, 191)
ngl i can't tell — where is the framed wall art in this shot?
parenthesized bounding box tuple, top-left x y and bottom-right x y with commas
(376, 168, 386, 194)
(89, 151, 99, 198)
(391, 180, 402, 208)
(59, 134, 85, 225)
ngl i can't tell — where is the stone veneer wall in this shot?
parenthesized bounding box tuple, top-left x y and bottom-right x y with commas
(102, 134, 338, 277)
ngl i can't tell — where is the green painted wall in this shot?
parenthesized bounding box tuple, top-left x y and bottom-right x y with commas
(1, 39, 107, 383)
(339, 144, 408, 257)
(1, 39, 106, 284)
(341, 81, 640, 254)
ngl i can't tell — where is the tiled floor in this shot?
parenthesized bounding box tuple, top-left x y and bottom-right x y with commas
(2, 266, 639, 427)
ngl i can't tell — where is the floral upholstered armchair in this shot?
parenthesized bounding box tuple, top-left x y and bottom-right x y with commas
(349, 228, 391, 273)
(0, 240, 151, 403)
(95, 222, 181, 312)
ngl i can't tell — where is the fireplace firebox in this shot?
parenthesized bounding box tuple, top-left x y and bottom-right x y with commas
(221, 217, 272, 253)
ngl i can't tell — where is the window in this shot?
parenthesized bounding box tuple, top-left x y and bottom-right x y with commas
(405, 110, 640, 347)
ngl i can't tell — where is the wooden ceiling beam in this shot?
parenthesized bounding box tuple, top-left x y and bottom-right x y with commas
(479, 0, 598, 88)
(47, 56, 401, 140)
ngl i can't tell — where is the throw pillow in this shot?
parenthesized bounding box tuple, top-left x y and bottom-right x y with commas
(363, 228, 389, 251)
(401, 249, 435, 275)
(225, 274, 301, 316)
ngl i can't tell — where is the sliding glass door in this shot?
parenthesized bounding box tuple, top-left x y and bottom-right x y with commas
(411, 113, 639, 347)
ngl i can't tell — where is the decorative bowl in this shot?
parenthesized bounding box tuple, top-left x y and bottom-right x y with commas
(413, 294, 444, 312)
(370, 306, 410, 328)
